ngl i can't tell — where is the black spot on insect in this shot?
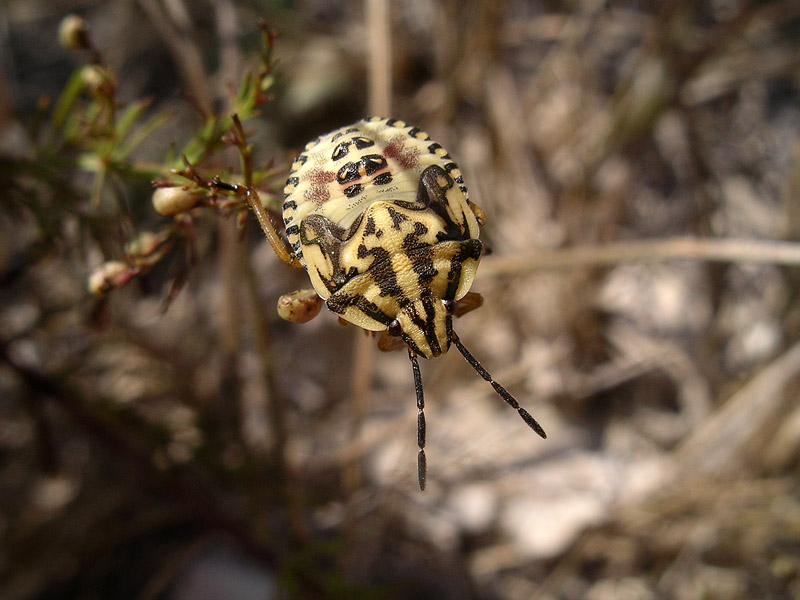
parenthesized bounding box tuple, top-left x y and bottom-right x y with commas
(361, 154, 387, 176)
(387, 206, 408, 229)
(283, 199, 297, 210)
(344, 184, 364, 198)
(337, 162, 360, 184)
(354, 136, 374, 149)
(331, 142, 350, 161)
(375, 229, 383, 238)
(428, 143, 451, 160)
(411, 247, 437, 286)
(287, 176, 299, 187)
(364, 216, 377, 236)
(286, 224, 300, 237)
(402, 221, 429, 251)
(385, 118, 402, 128)
(283, 215, 293, 225)
(372, 172, 393, 185)
(357, 244, 369, 259)
(407, 127, 430, 140)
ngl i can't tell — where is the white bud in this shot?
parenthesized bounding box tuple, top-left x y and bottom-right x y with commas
(87, 261, 130, 297)
(58, 15, 89, 50)
(152, 187, 199, 216)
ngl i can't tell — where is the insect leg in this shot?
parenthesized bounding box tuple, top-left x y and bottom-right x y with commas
(243, 186, 303, 268)
(408, 348, 427, 490)
(452, 332, 547, 439)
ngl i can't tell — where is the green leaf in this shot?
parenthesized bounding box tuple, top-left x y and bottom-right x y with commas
(115, 99, 152, 144)
(115, 108, 172, 161)
(51, 69, 86, 133)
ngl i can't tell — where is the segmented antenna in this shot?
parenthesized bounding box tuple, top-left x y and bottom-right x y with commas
(452, 333, 547, 439)
(408, 348, 427, 491)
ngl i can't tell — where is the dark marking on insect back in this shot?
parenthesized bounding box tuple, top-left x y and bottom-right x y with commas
(361, 154, 387, 176)
(354, 136, 374, 149)
(372, 172, 393, 185)
(364, 216, 377, 236)
(387, 206, 408, 229)
(337, 162, 360, 184)
(332, 142, 349, 161)
(407, 127, 430, 140)
(427, 143, 450, 160)
(344, 184, 364, 198)
(409, 245, 437, 287)
(402, 221, 429, 251)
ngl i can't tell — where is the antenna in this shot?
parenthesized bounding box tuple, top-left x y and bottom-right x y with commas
(452, 333, 547, 439)
(406, 334, 546, 491)
(408, 348, 427, 490)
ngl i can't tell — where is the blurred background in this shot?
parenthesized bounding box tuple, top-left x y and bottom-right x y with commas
(2, 0, 800, 598)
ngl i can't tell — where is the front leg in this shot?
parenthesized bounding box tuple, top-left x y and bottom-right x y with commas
(277, 288, 324, 323)
(211, 177, 303, 269)
(244, 186, 303, 268)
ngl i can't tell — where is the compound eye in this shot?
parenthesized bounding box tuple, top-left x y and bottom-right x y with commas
(388, 319, 402, 337)
(442, 299, 458, 315)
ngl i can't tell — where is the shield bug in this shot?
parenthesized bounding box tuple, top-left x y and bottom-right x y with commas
(247, 117, 546, 489)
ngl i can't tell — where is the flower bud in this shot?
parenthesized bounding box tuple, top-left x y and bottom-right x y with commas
(58, 15, 90, 51)
(125, 231, 162, 258)
(87, 261, 131, 297)
(152, 186, 200, 216)
(80, 64, 115, 97)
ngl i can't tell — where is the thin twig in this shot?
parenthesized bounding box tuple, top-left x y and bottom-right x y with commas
(136, 0, 212, 112)
(480, 237, 800, 277)
(366, 0, 392, 117)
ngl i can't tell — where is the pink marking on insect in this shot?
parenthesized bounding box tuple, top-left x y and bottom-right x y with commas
(384, 136, 419, 170)
(306, 168, 337, 205)
(309, 169, 336, 185)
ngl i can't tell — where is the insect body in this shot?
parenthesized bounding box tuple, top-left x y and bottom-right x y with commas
(250, 117, 545, 489)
